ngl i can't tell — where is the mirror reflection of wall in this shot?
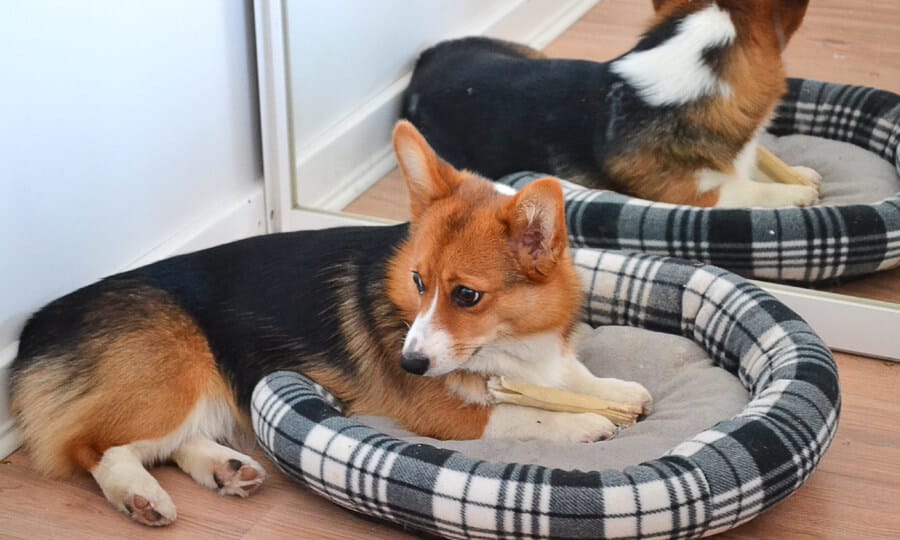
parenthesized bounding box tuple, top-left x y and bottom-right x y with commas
(272, 0, 900, 355)
(282, 0, 587, 213)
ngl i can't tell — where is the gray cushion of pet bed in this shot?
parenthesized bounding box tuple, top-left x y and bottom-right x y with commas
(498, 78, 900, 283)
(355, 324, 749, 472)
(252, 248, 840, 539)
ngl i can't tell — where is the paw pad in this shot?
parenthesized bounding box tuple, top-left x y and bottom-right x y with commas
(213, 458, 266, 497)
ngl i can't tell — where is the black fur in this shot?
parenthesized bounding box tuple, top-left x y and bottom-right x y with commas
(12, 224, 410, 407)
(401, 20, 720, 191)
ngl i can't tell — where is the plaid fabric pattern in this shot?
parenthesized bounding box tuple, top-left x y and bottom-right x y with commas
(252, 249, 840, 539)
(498, 79, 900, 283)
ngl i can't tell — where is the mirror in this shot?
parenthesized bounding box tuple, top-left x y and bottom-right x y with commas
(255, 1, 900, 358)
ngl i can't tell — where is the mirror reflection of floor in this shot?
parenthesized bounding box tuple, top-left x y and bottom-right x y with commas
(344, 0, 900, 306)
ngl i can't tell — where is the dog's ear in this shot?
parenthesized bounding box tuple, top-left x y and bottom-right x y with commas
(651, 0, 687, 12)
(772, 0, 809, 46)
(392, 120, 459, 221)
(504, 177, 568, 282)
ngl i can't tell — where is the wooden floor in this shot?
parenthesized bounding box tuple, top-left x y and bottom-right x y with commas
(1, 350, 897, 539)
(3, 2, 900, 539)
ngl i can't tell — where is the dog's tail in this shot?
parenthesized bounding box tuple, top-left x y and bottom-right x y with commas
(9, 279, 243, 478)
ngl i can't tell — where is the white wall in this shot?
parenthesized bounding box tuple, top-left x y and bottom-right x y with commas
(0, 0, 264, 456)
(284, 0, 522, 210)
(285, 0, 519, 152)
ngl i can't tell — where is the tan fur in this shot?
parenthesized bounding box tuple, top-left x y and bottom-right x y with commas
(305, 325, 492, 440)
(12, 287, 239, 478)
(610, 0, 809, 206)
(608, 151, 727, 206)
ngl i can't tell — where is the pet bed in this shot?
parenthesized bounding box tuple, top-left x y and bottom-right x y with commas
(498, 78, 900, 282)
(252, 248, 840, 539)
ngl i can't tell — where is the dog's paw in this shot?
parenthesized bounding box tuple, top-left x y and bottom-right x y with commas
(122, 489, 176, 527)
(484, 404, 617, 442)
(548, 412, 618, 443)
(791, 165, 822, 188)
(584, 378, 653, 414)
(782, 184, 820, 207)
(213, 457, 266, 497)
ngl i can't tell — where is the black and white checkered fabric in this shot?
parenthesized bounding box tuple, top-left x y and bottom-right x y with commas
(252, 248, 840, 539)
(498, 79, 900, 282)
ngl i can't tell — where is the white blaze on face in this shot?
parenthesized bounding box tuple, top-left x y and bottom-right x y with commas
(402, 285, 457, 376)
(610, 4, 737, 107)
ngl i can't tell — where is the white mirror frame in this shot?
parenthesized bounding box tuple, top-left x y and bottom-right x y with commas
(254, 0, 381, 232)
(253, 0, 900, 361)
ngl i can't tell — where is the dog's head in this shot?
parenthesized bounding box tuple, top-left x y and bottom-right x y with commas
(388, 121, 582, 377)
(652, 0, 809, 51)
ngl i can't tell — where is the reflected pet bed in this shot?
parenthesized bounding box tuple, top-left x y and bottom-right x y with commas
(252, 248, 840, 539)
(498, 78, 900, 283)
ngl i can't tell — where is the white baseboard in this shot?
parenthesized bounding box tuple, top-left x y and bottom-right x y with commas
(131, 186, 266, 267)
(0, 419, 18, 461)
(756, 281, 900, 361)
(0, 186, 267, 459)
(0, 340, 20, 460)
(294, 0, 600, 214)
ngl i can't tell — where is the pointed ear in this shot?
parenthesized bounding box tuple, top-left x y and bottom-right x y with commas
(773, 0, 809, 44)
(392, 120, 459, 220)
(651, 0, 681, 13)
(504, 178, 568, 282)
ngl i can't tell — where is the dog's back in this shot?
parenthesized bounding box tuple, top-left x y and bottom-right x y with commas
(403, 36, 621, 182)
(402, 0, 815, 207)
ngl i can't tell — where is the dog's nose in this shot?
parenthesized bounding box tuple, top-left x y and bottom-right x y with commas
(400, 352, 430, 375)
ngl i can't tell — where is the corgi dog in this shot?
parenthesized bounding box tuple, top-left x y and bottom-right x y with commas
(9, 121, 651, 526)
(402, 0, 821, 208)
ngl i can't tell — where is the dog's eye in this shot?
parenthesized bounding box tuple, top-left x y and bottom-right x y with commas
(452, 285, 482, 307)
(411, 271, 425, 295)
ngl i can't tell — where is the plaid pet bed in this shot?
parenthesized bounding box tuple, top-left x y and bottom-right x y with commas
(252, 248, 840, 539)
(498, 79, 900, 282)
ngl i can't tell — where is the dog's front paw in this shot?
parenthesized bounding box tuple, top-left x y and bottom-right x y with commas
(791, 165, 822, 188)
(483, 404, 617, 442)
(782, 184, 820, 207)
(584, 378, 653, 414)
(548, 411, 619, 443)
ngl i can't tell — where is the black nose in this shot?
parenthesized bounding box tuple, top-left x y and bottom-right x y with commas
(401, 352, 430, 375)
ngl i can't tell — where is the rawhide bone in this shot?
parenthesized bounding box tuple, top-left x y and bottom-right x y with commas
(757, 145, 816, 186)
(487, 377, 642, 427)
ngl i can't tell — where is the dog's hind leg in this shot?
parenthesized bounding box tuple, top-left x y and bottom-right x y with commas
(713, 175, 819, 207)
(88, 445, 177, 526)
(172, 437, 266, 497)
(11, 284, 251, 526)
